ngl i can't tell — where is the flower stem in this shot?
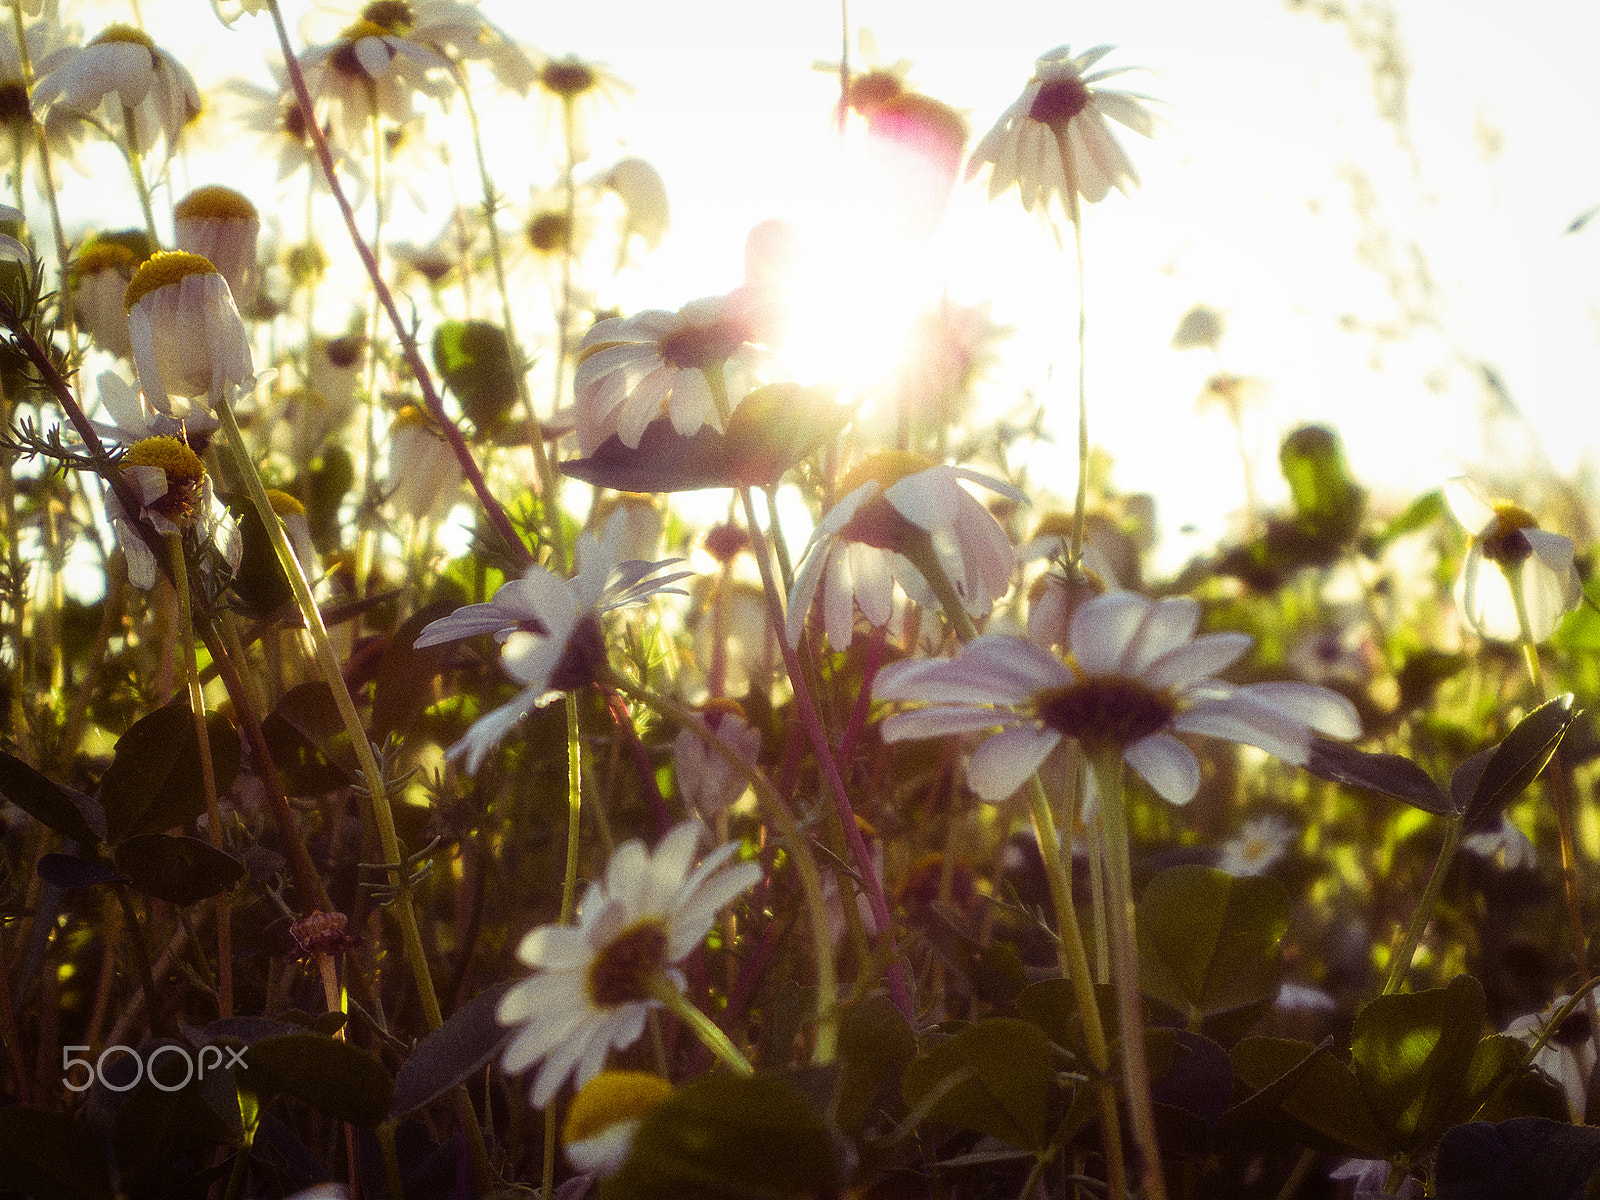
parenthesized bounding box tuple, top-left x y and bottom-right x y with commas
(1381, 814, 1462, 996)
(544, 689, 586, 1199)
(647, 972, 754, 1076)
(1089, 749, 1168, 1200)
(901, 530, 978, 643)
(1049, 125, 1091, 566)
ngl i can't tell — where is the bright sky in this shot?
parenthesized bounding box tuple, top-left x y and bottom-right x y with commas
(72, 0, 1600, 572)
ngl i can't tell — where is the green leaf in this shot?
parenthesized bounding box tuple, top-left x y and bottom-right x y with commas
(109, 1038, 244, 1187)
(1137, 865, 1289, 1023)
(1368, 488, 1444, 554)
(1462, 695, 1577, 830)
(433, 319, 521, 435)
(0, 751, 104, 843)
(902, 1019, 1054, 1149)
(245, 1034, 394, 1126)
(1435, 1118, 1600, 1200)
(0, 1106, 113, 1200)
(100, 702, 241, 844)
(1229, 1037, 1391, 1157)
(391, 982, 512, 1121)
(303, 444, 354, 553)
(371, 597, 465, 739)
(602, 1073, 842, 1200)
(1279, 424, 1364, 541)
(1306, 739, 1453, 815)
(1350, 975, 1487, 1154)
(114, 834, 246, 905)
(834, 992, 916, 1131)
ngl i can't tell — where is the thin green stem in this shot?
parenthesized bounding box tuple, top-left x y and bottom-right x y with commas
(1382, 815, 1463, 996)
(901, 531, 978, 643)
(120, 105, 162, 249)
(1048, 126, 1090, 566)
(543, 690, 586, 1197)
(648, 971, 754, 1076)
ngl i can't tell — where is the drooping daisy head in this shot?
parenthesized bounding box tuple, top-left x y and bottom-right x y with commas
(297, 8, 453, 149)
(174, 186, 262, 310)
(965, 43, 1156, 225)
(497, 821, 761, 1107)
(562, 1070, 672, 1176)
(73, 237, 144, 359)
(124, 251, 255, 420)
(875, 590, 1360, 805)
(31, 24, 200, 158)
(1444, 476, 1583, 644)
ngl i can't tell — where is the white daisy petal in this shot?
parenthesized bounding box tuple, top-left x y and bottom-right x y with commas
(966, 725, 1061, 801)
(1124, 733, 1201, 805)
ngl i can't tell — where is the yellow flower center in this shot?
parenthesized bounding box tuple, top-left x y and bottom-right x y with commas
(91, 24, 156, 50)
(540, 56, 598, 98)
(392, 404, 431, 432)
(1029, 74, 1091, 126)
(174, 185, 258, 225)
(124, 251, 218, 313)
(337, 19, 391, 41)
(836, 451, 934, 551)
(75, 242, 139, 280)
(265, 488, 305, 518)
(1482, 500, 1539, 567)
(563, 1071, 672, 1145)
(1033, 676, 1176, 752)
(526, 210, 571, 254)
(360, 1, 415, 34)
(122, 436, 205, 525)
(698, 696, 746, 721)
(586, 919, 669, 1007)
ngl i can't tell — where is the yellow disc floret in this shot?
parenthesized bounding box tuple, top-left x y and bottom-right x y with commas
(91, 24, 156, 49)
(174, 186, 259, 224)
(265, 489, 306, 518)
(75, 242, 139, 280)
(125, 251, 219, 312)
(123, 435, 203, 482)
(562, 1071, 672, 1146)
(338, 18, 392, 41)
(838, 450, 933, 499)
(360, 1, 415, 33)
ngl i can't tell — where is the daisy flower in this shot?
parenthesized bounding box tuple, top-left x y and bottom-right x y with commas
(497, 821, 762, 1107)
(72, 238, 142, 359)
(124, 251, 255, 421)
(1444, 476, 1582, 643)
(599, 157, 670, 260)
(31, 24, 199, 158)
(415, 532, 691, 773)
(674, 701, 762, 822)
(297, 13, 452, 150)
(384, 405, 462, 524)
(573, 293, 766, 455)
(1215, 813, 1297, 877)
(219, 67, 369, 194)
(174, 186, 261, 310)
(534, 52, 630, 165)
(1461, 812, 1537, 871)
(406, 0, 536, 95)
(874, 590, 1361, 804)
(965, 44, 1156, 221)
(562, 1070, 672, 1177)
(786, 452, 1025, 650)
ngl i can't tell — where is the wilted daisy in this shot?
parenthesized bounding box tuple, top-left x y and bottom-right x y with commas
(599, 157, 670, 260)
(32, 24, 200, 157)
(498, 821, 761, 1106)
(415, 532, 691, 773)
(124, 251, 255, 421)
(965, 44, 1155, 221)
(573, 293, 766, 454)
(563, 1070, 672, 1177)
(674, 701, 762, 822)
(1444, 476, 1582, 643)
(404, 0, 536, 95)
(875, 590, 1361, 804)
(73, 238, 143, 358)
(786, 452, 1024, 650)
(385, 405, 462, 524)
(174, 186, 261, 309)
(297, 12, 453, 149)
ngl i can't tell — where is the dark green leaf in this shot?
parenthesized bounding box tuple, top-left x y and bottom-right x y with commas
(1350, 975, 1486, 1154)
(391, 982, 513, 1121)
(101, 701, 241, 843)
(0, 750, 104, 843)
(433, 320, 521, 435)
(1229, 1037, 1391, 1157)
(109, 1038, 244, 1186)
(834, 992, 916, 1130)
(304, 444, 355, 553)
(1306, 739, 1452, 814)
(371, 598, 464, 739)
(245, 1034, 394, 1126)
(1436, 1118, 1600, 1200)
(602, 1073, 842, 1200)
(0, 1106, 112, 1200)
(1137, 865, 1289, 1022)
(1463, 695, 1577, 829)
(114, 834, 246, 905)
(902, 1019, 1053, 1149)
(1280, 424, 1364, 541)
(37, 852, 125, 889)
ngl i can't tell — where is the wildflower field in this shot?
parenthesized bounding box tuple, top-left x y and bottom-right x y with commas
(0, 2, 1598, 1198)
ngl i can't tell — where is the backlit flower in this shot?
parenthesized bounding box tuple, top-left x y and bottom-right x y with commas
(535, 52, 629, 165)
(573, 293, 766, 454)
(73, 238, 143, 358)
(786, 452, 1024, 650)
(600, 157, 670, 258)
(406, 0, 536, 95)
(875, 590, 1361, 804)
(297, 13, 452, 149)
(498, 821, 761, 1107)
(562, 1070, 672, 1177)
(220, 67, 368, 193)
(385, 405, 462, 523)
(965, 44, 1155, 222)
(415, 532, 691, 773)
(124, 251, 255, 420)
(674, 701, 761, 822)
(174, 186, 261, 309)
(32, 24, 199, 157)
(1444, 476, 1582, 643)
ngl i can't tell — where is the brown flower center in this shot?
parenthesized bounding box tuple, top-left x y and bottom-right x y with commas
(0, 82, 30, 129)
(1029, 76, 1091, 126)
(1481, 501, 1538, 568)
(361, 0, 415, 33)
(587, 920, 669, 1006)
(547, 611, 608, 693)
(658, 317, 746, 371)
(541, 58, 597, 98)
(526, 210, 571, 254)
(1034, 676, 1176, 751)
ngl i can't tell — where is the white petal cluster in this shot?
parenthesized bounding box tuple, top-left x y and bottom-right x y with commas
(1444, 477, 1582, 643)
(875, 590, 1360, 805)
(415, 533, 692, 773)
(498, 822, 762, 1107)
(966, 44, 1155, 221)
(297, 19, 453, 148)
(787, 462, 1024, 650)
(125, 252, 255, 421)
(32, 26, 199, 157)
